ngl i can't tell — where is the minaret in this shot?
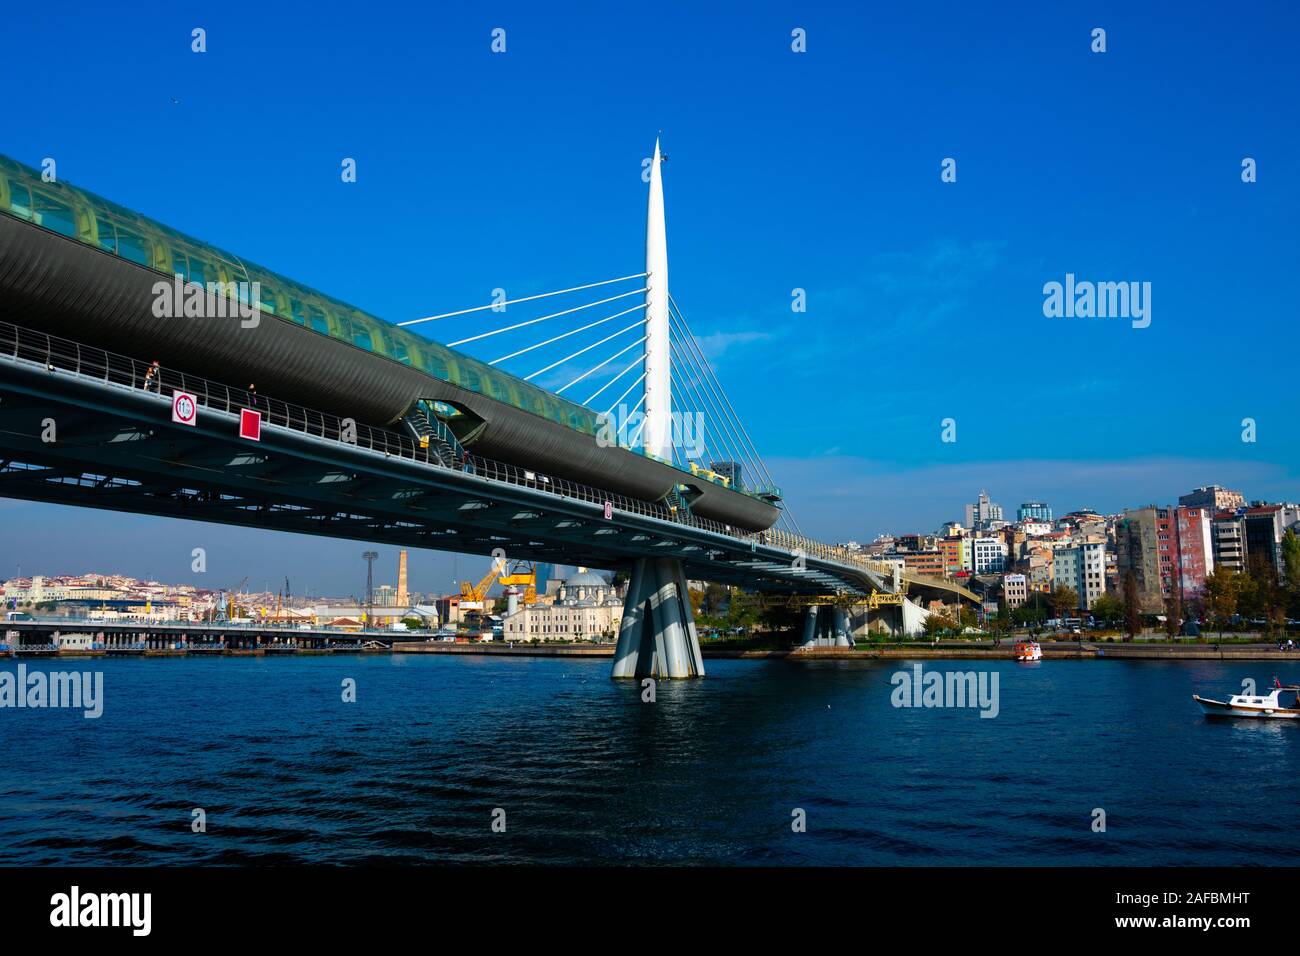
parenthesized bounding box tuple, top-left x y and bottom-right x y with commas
(397, 549, 409, 606)
(643, 138, 671, 461)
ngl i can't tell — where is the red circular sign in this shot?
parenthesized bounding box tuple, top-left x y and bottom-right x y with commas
(173, 392, 197, 424)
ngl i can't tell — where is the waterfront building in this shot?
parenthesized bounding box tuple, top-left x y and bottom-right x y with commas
(1116, 506, 1178, 612)
(1001, 573, 1028, 610)
(310, 602, 438, 629)
(1211, 512, 1247, 573)
(1242, 503, 1292, 582)
(1052, 541, 1105, 610)
(501, 570, 622, 642)
(1173, 506, 1214, 600)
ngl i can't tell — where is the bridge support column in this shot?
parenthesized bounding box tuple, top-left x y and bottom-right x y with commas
(800, 605, 852, 648)
(612, 558, 704, 679)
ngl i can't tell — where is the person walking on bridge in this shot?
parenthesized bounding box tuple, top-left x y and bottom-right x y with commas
(141, 359, 160, 393)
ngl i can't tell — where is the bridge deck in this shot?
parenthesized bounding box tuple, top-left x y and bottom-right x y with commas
(0, 322, 976, 603)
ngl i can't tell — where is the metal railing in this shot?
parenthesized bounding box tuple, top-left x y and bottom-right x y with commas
(0, 320, 895, 587)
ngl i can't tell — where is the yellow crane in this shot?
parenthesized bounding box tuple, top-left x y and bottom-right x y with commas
(459, 561, 538, 606)
(459, 566, 500, 604)
(497, 561, 537, 604)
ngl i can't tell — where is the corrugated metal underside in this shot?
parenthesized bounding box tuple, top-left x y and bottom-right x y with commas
(0, 213, 780, 531)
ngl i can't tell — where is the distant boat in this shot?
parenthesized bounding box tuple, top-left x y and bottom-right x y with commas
(1194, 681, 1300, 719)
(1014, 640, 1041, 662)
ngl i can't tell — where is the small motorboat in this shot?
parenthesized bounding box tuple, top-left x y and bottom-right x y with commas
(1014, 640, 1041, 662)
(1194, 679, 1300, 719)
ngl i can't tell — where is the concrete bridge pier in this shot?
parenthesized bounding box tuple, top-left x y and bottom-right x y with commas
(611, 557, 704, 679)
(800, 605, 853, 647)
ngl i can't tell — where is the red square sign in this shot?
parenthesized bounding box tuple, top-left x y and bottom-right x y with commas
(239, 408, 262, 441)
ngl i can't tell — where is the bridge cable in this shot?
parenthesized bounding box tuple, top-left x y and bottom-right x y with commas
(669, 332, 775, 521)
(669, 297, 783, 494)
(521, 316, 649, 382)
(603, 370, 648, 419)
(670, 339, 745, 467)
(555, 334, 649, 395)
(667, 347, 728, 467)
(488, 306, 646, 367)
(670, 296, 802, 535)
(583, 352, 646, 406)
(624, 394, 650, 449)
(668, 325, 757, 479)
(667, 316, 768, 491)
(399, 273, 648, 327)
(446, 287, 647, 348)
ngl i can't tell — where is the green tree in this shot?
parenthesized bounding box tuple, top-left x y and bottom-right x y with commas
(1122, 570, 1142, 641)
(1013, 591, 1050, 633)
(1050, 585, 1079, 620)
(1163, 590, 1182, 640)
(688, 587, 704, 618)
(1249, 554, 1289, 636)
(923, 613, 955, 637)
(1284, 528, 1300, 592)
(702, 583, 729, 616)
(1203, 570, 1240, 637)
(1091, 593, 1123, 627)
(991, 607, 1012, 639)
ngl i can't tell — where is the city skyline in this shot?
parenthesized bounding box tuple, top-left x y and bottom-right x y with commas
(6, 470, 1292, 595)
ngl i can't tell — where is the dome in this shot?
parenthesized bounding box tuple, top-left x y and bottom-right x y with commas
(565, 570, 608, 588)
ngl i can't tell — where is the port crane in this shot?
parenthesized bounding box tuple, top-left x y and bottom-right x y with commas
(458, 560, 537, 622)
(214, 576, 249, 622)
(497, 561, 538, 604)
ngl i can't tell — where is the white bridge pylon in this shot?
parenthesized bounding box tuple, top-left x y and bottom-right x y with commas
(611, 557, 704, 680)
(395, 136, 796, 537)
(642, 138, 671, 463)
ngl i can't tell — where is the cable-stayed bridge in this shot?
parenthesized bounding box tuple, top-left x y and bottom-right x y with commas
(0, 142, 975, 678)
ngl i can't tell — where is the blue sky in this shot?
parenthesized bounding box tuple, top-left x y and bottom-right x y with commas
(1, 1, 1297, 593)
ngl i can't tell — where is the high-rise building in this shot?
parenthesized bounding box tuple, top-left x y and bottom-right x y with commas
(1018, 501, 1053, 523)
(1242, 503, 1295, 582)
(1116, 506, 1179, 612)
(1052, 541, 1105, 610)
(1179, 485, 1246, 513)
(1173, 507, 1213, 600)
(1211, 513, 1247, 573)
(965, 490, 1004, 530)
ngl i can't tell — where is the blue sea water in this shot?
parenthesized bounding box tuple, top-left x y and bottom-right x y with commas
(0, 655, 1296, 865)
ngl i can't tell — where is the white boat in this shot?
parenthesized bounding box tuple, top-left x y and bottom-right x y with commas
(1014, 640, 1041, 662)
(1194, 681, 1300, 719)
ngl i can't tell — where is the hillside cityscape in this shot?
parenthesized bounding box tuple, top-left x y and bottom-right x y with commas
(847, 483, 1300, 633)
(7, 483, 1299, 639)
